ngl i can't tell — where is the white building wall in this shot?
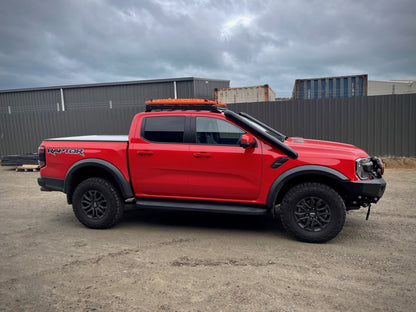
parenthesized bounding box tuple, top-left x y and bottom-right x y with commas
(368, 80, 416, 96)
(216, 85, 276, 104)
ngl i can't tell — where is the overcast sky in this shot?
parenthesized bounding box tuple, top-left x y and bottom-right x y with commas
(1, 0, 415, 97)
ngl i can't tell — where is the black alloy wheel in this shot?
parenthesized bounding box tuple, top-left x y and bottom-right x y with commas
(280, 182, 346, 243)
(294, 196, 332, 232)
(81, 190, 108, 220)
(72, 177, 124, 229)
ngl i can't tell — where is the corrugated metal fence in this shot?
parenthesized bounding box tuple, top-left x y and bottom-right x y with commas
(228, 94, 415, 157)
(0, 94, 415, 157)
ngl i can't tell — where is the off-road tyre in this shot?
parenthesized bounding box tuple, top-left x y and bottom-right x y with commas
(280, 182, 346, 243)
(72, 177, 124, 229)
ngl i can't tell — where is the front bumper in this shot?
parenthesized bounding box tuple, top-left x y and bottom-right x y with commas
(342, 177, 386, 208)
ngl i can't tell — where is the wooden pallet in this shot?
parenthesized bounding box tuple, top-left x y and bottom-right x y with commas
(15, 165, 40, 172)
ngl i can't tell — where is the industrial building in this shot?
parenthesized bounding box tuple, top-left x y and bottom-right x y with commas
(368, 80, 416, 96)
(292, 74, 368, 100)
(292, 75, 416, 100)
(214, 85, 276, 104)
(0, 77, 229, 114)
(1, 76, 415, 158)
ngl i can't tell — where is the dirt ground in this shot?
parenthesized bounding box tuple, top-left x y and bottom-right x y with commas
(382, 157, 416, 169)
(0, 167, 415, 312)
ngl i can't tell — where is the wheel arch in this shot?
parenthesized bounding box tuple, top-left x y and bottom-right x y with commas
(64, 158, 134, 204)
(266, 165, 349, 209)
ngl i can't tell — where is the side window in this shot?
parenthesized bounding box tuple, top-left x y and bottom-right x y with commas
(142, 116, 185, 143)
(196, 117, 245, 145)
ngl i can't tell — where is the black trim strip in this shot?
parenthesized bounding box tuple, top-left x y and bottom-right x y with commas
(224, 110, 298, 159)
(38, 177, 64, 192)
(136, 198, 268, 215)
(271, 157, 289, 169)
(184, 116, 194, 144)
(239, 112, 287, 141)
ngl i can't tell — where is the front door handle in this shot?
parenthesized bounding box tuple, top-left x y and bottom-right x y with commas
(137, 150, 153, 156)
(193, 152, 211, 158)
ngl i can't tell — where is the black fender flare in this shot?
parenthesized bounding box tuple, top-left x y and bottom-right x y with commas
(266, 165, 349, 209)
(64, 158, 134, 200)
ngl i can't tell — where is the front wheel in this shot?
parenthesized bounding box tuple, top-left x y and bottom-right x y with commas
(72, 177, 124, 229)
(280, 183, 346, 243)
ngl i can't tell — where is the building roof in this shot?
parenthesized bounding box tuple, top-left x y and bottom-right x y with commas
(295, 74, 368, 82)
(370, 80, 415, 84)
(0, 77, 230, 94)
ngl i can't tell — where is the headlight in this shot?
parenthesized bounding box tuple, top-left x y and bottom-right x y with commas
(356, 157, 374, 180)
(371, 156, 384, 177)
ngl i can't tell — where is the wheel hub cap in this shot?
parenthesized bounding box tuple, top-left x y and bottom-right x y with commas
(294, 196, 331, 232)
(81, 190, 107, 219)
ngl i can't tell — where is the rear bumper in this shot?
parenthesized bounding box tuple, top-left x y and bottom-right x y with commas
(342, 178, 386, 205)
(38, 176, 64, 192)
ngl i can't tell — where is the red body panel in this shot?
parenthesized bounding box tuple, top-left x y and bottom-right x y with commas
(188, 142, 263, 201)
(40, 109, 370, 205)
(128, 112, 190, 197)
(188, 111, 263, 201)
(40, 141, 130, 182)
(129, 141, 190, 197)
(286, 138, 368, 181)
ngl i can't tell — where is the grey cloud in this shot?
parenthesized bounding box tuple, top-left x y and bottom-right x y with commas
(0, 0, 415, 97)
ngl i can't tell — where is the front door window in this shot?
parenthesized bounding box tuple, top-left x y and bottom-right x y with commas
(196, 117, 245, 145)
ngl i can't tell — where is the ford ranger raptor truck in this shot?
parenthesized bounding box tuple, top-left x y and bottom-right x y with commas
(38, 99, 386, 243)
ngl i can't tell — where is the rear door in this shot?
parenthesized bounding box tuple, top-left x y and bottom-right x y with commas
(129, 115, 190, 197)
(188, 115, 263, 201)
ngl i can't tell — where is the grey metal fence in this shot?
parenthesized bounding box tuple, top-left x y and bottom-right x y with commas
(1, 94, 415, 157)
(228, 94, 416, 157)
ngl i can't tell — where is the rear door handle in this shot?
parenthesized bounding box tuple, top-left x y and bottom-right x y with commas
(193, 152, 211, 158)
(137, 150, 153, 156)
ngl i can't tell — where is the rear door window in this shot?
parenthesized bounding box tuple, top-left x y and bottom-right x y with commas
(142, 116, 185, 143)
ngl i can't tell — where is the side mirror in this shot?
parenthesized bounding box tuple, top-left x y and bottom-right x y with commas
(240, 134, 256, 149)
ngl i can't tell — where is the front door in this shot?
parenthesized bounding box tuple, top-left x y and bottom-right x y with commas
(188, 116, 262, 201)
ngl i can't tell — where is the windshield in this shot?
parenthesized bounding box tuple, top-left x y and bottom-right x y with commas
(238, 113, 287, 142)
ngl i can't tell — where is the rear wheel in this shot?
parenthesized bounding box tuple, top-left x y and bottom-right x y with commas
(72, 177, 124, 229)
(280, 183, 346, 243)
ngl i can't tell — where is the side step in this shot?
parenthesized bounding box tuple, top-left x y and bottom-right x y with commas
(135, 198, 269, 215)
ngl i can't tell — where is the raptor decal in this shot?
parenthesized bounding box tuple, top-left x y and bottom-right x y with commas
(47, 148, 85, 156)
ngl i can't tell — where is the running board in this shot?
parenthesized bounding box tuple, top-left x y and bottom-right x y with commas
(135, 198, 269, 215)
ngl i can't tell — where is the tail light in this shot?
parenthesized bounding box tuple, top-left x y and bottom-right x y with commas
(38, 146, 46, 168)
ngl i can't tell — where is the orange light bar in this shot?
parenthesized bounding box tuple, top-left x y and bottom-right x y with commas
(145, 98, 227, 107)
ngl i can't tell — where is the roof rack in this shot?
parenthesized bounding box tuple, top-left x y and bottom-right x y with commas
(145, 99, 227, 112)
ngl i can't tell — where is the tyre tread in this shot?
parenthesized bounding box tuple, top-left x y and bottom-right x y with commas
(72, 177, 124, 229)
(280, 182, 346, 243)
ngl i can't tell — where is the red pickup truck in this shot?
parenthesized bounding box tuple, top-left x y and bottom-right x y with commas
(38, 99, 386, 243)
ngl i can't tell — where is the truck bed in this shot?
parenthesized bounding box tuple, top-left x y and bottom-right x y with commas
(45, 135, 128, 142)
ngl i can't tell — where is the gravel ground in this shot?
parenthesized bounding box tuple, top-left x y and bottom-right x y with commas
(0, 167, 415, 312)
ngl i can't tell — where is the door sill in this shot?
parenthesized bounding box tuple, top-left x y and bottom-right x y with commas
(135, 198, 268, 215)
